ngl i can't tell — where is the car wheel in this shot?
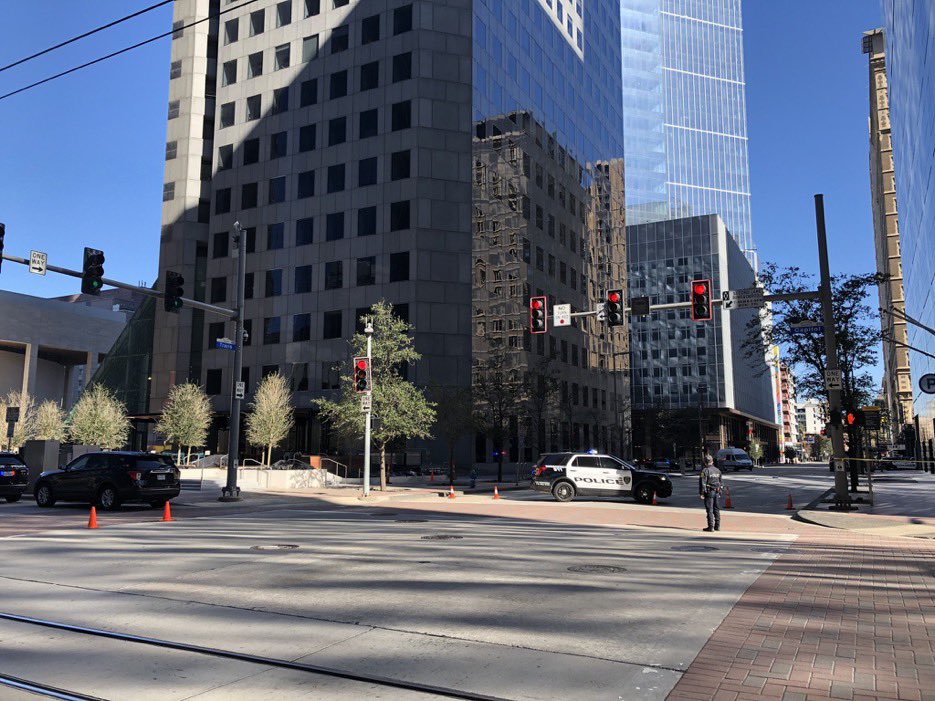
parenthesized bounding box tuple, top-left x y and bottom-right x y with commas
(552, 481, 576, 502)
(35, 483, 56, 507)
(97, 485, 121, 511)
(5, 494, 22, 503)
(633, 482, 655, 504)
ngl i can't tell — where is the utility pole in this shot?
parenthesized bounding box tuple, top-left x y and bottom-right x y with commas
(362, 319, 374, 497)
(815, 195, 850, 510)
(220, 221, 248, 502)
(698, 383, 708, 466)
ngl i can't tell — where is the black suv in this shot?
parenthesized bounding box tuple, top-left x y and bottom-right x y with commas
(0, 453, 29, 503)
(34, 452, 180, 510)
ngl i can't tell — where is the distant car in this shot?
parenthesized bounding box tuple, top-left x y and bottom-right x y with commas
(33, 452, 180, 511)
(715, 448, 754, 472)
(531, 452, 673, 504)
(0, 453, 29, 503)
(651, 458, 678, 472)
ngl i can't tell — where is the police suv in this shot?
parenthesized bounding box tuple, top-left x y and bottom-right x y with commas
(531, 452, 674, 503)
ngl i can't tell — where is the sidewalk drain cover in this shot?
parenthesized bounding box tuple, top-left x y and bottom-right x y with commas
(671, 545, 718, 552)
(422, 535, 463, 540)
(251, 544, 300, 551)
(567, 565, 626, 574)
(397, 519, 428, 523)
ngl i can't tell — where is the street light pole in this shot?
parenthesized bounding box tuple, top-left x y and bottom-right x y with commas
(220, 221, 248, 502)
(362, 319, 374, 497)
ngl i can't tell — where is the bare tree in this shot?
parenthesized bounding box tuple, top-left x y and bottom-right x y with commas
(69, 384, 130, 450)
(246, 373, 294, 466)
(430, 384, 473, 482)
(34, 400, 68, 442)
(473, 344, 525, 482)
(155, 383, 212, 464)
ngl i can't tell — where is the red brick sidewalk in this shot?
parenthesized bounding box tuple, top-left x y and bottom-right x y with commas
(668, 532, 935, 700)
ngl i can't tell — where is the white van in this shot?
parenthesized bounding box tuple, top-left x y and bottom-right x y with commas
(715, 447, 754, 472)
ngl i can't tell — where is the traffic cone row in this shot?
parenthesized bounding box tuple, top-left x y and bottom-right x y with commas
(652, 490, 658, 506)
(724, 487, 733, 509)
(786, 494, 794, 510)
(162, 501, 173, 522)
(493, 486, 500, 500)
(86, 502, 176, 528)
(447, 485, 456, 499)
(87, 506, 98, 529)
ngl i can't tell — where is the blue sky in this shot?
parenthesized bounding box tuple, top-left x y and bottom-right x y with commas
(0, 0, 882, 300)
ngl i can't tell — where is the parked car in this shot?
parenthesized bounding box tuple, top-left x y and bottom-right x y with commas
(33, 452, 180, 511)
(531, 452, 673, 504)
(0, 453, 29, 503)
(651, 457, 678, 472)
(715, 447, 755, 472)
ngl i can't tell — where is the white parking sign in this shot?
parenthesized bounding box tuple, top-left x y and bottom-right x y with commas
(920, 373, 935, 394)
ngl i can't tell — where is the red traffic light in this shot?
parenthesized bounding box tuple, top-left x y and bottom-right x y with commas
(529, 296, 548, 334)
(356, 359, 367, 370)
(607, 291, 621, 304)
(690, 279, 712, 321)
(693, 283, 707, 295)
(846, 412, 856, 426)
(531, 299, 543, 310)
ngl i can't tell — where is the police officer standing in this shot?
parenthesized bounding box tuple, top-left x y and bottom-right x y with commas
(699, 454, 722, 532)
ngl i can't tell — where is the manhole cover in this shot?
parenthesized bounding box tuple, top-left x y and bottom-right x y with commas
(421, 535, 463, 540)
(567, 565, 627, 574)
(250, 544, 300, 551)
(671, 545, 719, 552)
(397, 519, 428, 523)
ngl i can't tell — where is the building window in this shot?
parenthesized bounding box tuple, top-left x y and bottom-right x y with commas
(328, 117, 346, 145)
(305, 0, 320, 18)
(208, 322, 225, 348)
(295, 265, 312, 294)
(244, 272, 254, 299)
(163, 182, 175, 202)
(222, 59, 237, 86)
(300, 78, 318, 106)
(327, 164, 345, 193)
(168, 100, 181, 120)
(390, 150, 410, 180)
(389, 252, 410, 282)
(206, 369, 222, 395)
(263, 317, 281, 345)
(356, 256, 376, 286)
(266, 269, 283, 297)
(241, 182, 258, 209)
(245, 94, 261, 121)
(224, 18, 238, 44)
(298, 170, 315, 198)
(359, 109, 378, 138)
(268, 176, 286, 204)
(392, 52, 412, 82)
(215, 188, 231, 214)
(323, 310, 342, 339)
(326, 212, 344, 241)
(330, 70, 348, 99)
(293, 313, 311, 342)
(358, 157, 378, 186)
(247, 51, 263, 78)
(170, 60, 182, 80)
(390, 200, 410, 231)
(331, 25, 349, 53)
(242, 137, 259, 164)
(245, 227, 256, 253)
(393, 4, 413, 34)
(270, 131, 287, 159)
(172, 19, 185, 39)
(324, 261, 343, 289)
(212, 232, 228, 258)
(391, 100, 411, 130)
(358, 206, 376, 236)
(276, 1, 291, 27)
(301, 35, 319, 63)
(210, 276, 227, 303)
(296, 217, 314, 246)
(218, 101, 233, 127)
(299, 124, 316, 151)
(274, 43, 291, 72)
(361, 14, 380, 44)
(217, 144, 232, 170)
(333, 0, 350, 6)
(262, 365, 279, 379)
(271, 87, 289, 114)
(250, 9, 264, 36)
(360, 61, 379, 91)
(267, 222, 284, 250)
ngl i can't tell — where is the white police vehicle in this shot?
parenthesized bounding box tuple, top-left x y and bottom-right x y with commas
(531, 452, 673, 503)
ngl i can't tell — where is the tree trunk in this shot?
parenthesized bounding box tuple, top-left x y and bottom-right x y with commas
(266, 444, 272, 466)
(379, 444, 387, 491)
(186, 445, 192, 465)
(177, 447, 182, 464)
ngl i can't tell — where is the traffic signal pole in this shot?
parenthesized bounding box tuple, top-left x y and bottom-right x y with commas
(220, 221, 248, 502)
(362, 321, 374, 497)
(815, 195, 850, 510)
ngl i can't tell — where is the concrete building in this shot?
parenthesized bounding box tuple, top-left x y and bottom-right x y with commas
(862, 28, 913, 442)
(151, 1, 625, 462)
(779, 362, 798, 454)
(627, 214, 778, 460)
(796, 398, 826, 438)
(0, 290, 128, 410)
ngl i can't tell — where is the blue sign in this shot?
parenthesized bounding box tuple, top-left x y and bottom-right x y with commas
(790, 325, 823, 335)
(215, 339, 236, 351)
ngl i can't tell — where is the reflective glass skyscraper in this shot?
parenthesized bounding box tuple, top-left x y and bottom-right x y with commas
(620, 0, 754, 255)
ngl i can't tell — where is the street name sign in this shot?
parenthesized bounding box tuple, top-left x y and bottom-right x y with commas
(790, 320, 823, 335)
(29, 250, 47, 276)
(234, 381, 245, 400)
(215, 337, 236, 351)
(721, 287, 765, 310)
(920, 373, 935, 394)
(553, 303, 571, 327)
(824, 368, 842, 391)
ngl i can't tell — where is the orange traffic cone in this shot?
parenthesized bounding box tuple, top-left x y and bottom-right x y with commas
(493, 485, 501, 500)
(786, 494, 794, 510)
(162, 501, 173, 522)
(652, 490, 658, 506)
(724, 487, 733, 509)
(87, 506, 98, 529)
(448, 485, 456, 499)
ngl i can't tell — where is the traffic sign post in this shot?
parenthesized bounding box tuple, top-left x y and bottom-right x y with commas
(721, 287, 766, 310)
(553, 303, 571, 327)
(215, 337, 236, 351)
(234, 382, 245, 400)
(29, 250, 47, 276)
(630, 296, 650, 316)
(790, 320, 823, 335)
(824, 368, 842, 391)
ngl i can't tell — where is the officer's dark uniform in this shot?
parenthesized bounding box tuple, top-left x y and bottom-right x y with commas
(699, 461, 723, 532)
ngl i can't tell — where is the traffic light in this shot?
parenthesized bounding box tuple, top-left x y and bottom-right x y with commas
(846, 410, 865, 427)
(829, 409, 843, 426)
(605, 289, 624, 327)
(81, 247, 105, 295)
(164, 270, 185, 313)
(0, 222, 5, 274)
(690, 279, 712, 321)
(529, 296, 548, 334)
(353, 357, 372, 393)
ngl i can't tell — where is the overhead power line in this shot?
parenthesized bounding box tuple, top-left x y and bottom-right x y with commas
(0, 0, 261, 102)
(0, 0, 175, 74)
